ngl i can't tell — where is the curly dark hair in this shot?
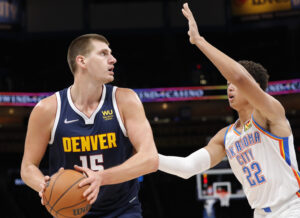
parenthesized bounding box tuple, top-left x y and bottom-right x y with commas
(238, 60, 270, 90)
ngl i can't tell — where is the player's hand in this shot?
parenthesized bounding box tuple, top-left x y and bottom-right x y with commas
(74, 165, 102, 204)
(182, 3, 201, 45)
(39, 175, 50, 205)
(39, 167, 64, 205)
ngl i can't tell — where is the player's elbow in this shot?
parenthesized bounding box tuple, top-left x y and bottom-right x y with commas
(20, 163, 29, 185)
(181, 168, 197, 180)
(181, 174, 192, 179)
(20, 160, 34, 186)
(179, 162, 201, 179)
(231, 63, 250, 84)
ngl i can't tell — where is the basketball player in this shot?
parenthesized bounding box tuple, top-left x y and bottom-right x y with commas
(159, 3, 300, 218)
(20, 34, 158, 217)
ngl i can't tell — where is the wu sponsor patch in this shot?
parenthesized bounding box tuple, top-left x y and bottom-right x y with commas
(102, 109, 114, 121)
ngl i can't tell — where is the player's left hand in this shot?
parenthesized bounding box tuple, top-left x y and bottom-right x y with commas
(182, 3, 201, 45)
(74, 165, 102, 204)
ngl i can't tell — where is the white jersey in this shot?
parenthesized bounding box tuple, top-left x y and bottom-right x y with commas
(224, 115, 300, 209)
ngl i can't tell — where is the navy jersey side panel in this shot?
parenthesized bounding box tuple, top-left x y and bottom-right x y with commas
(48, 85, 139, 214)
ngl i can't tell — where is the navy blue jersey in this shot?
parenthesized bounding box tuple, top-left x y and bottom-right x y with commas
(48, 84, 140, 214)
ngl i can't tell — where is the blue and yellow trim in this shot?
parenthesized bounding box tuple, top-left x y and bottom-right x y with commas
(292, 170, 300, 191)
(252, 115, 300, 189)
(252, 115, 291, 165)
(233, 126, 241, 136)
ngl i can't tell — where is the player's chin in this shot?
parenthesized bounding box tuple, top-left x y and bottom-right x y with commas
(228, 101, 237, 110)
(229, 102, 243, 111)
(104, 76, 114, 84)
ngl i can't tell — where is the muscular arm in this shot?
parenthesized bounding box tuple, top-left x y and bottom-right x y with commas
(20, 95, 56, 192)
(192, 37, 285, 122)
(159, 127, 227, 179)
(182, 3, 288, 135)
(97, 88, 158, 185)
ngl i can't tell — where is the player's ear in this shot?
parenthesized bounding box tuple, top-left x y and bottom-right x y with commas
(76, 55, 86, 69)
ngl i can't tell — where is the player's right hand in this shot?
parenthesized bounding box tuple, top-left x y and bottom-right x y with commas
(181, 3, 201, 45)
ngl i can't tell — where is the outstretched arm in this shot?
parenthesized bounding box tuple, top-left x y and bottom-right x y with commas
(182, 3, 286, 123)
(159, 127, 227, 179)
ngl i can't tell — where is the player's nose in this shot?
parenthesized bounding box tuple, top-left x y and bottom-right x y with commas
(109, 55, 117, 64)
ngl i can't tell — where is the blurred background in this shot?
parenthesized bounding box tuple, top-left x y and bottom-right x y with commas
(0, 0, 299, 217)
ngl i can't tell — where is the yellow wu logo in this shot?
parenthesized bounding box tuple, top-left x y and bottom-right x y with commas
(102, 110, 114, 121)
(102, 110, 113, 116)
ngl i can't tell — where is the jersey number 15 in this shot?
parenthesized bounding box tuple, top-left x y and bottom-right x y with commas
(80, 154, 104, 171)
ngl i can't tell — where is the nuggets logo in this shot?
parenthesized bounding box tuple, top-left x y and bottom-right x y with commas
(244, 120, 252, 132)
(102, 110, 114, 121)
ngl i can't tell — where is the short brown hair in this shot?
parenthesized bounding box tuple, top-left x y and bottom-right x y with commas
(238, 60, 270, 90)
(67, 34, 109, 74)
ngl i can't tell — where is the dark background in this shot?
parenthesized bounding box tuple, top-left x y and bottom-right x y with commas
(0, 0, 300, 217)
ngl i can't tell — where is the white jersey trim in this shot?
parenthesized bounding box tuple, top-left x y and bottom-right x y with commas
(67, 85, 106, 125)
(112, 86, 127, 137)
(49, 92, 61, 144)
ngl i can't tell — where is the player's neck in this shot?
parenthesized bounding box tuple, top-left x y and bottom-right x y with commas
(70, 80, 103, 110)
(237, 106, 254, 127)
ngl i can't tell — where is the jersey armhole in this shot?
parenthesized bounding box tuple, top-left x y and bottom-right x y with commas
(49, 92, 61, 144)
(112, 87, 128, 137)
(224, 124, 233, 146)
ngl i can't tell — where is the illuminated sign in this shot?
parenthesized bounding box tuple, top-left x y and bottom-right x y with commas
(232, 0, 292, 16)
(0, 92, 53, 106)
(0, 79, 299, 106)
(135, 85, 227, 102)
(266, 79, 300, 95)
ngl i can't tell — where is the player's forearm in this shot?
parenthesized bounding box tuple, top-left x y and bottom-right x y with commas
(158, 148, 211, 179)
(194, 37, 251, 84)
(99, 148, 158, 185)
(21, 163, 45, 192)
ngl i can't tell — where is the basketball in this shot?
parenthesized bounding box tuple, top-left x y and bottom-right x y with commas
(44, 169, 91, 218)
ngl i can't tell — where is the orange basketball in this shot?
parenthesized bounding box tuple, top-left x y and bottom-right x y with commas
(44, 169, 91, 218)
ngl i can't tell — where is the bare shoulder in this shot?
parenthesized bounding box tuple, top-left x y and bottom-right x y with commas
(115, 87, 146, 126)
(31, 94, 57, 122)
(211, 126, 228, 143)
(115, 87, 142, 108)
(206, 126, 228, 149)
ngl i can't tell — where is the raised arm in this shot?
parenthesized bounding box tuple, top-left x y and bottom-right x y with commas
(21, 95, 57, 192)
(159, 127, 227, 179)
(182, 3, 286, 124)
